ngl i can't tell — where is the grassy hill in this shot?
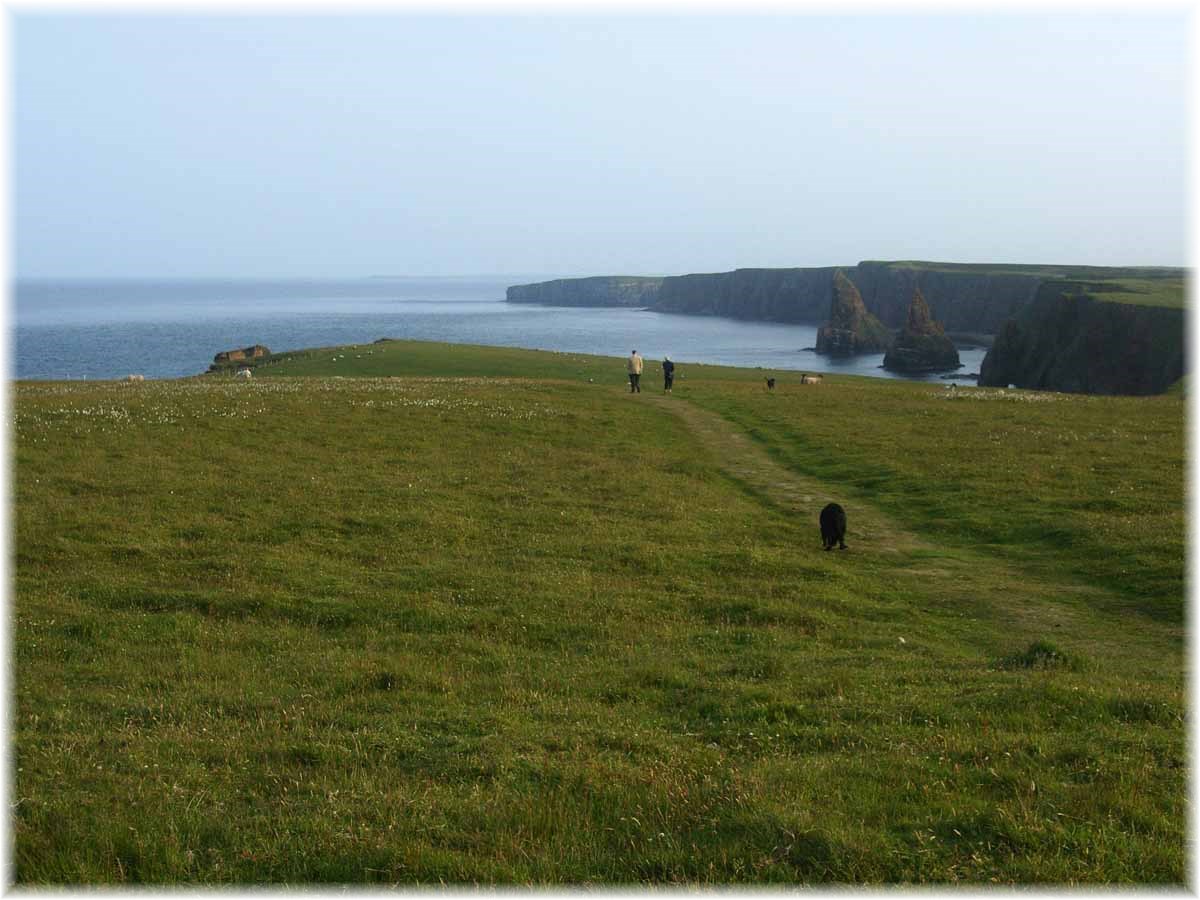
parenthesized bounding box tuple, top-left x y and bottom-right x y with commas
(13, 340, 1185, 884)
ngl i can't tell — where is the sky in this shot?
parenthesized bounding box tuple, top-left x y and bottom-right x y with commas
(10, 9, 1192, 279)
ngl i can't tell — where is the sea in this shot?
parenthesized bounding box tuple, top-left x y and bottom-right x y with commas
(12, 277, 987, 385)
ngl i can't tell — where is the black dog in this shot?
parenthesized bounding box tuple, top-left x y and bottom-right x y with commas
(819, 502, 847, 550)
(766, 378, 776, 391)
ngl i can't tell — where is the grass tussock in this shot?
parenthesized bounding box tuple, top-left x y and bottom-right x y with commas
(996, 640, 1079, 671)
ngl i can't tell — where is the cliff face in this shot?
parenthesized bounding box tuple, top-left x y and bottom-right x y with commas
(637, 263, 1042, 332)
(506, 276, 663, 308)
(849, 263, 1043, 333)
(503, 263, 1186, 395)
(979, 283, 1185, 395)
(653, 268, 838, 321)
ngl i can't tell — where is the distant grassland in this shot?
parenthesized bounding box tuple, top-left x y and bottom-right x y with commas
(872, 261, 1187, 310)
(877, 260, 1184, 280)
(1071, 278, 1187, 310)
(13, 341, 1185, 885)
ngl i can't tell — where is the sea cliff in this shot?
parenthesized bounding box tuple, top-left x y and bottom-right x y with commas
(506, 262, 1186, 395)
(978, 281, 1185, 395)
(506, 275, 663, 308)
(507, 262, 1044, 333)
(652, 268, 836, 321)
(849, 262, 1042, 333)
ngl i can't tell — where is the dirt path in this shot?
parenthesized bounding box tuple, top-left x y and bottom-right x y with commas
(641, 393, 1183, 659)
(643, 393, 929, 559)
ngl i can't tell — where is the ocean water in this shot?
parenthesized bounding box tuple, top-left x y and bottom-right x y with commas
(13, 278, 987, 384)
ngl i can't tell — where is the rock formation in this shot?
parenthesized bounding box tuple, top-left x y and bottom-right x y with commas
(526, 263, 1047, 333)
(882, 286, 961, 372)
(213, 344, 271, 364)
(209, 344, 271, 374)
(815, 271, 892, 355)
(509, 262, 1181, 334)
(505, 263, 1186, 395)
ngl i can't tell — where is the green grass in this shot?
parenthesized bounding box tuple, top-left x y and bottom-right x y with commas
(1073, 278, 1188, 310)
(868, 262, 1187, 310)
(238, 339, 621, 381)
(13, 341, 1185, 885)
(681, 375, 1185, 621)
(874, 260, 1185, 280)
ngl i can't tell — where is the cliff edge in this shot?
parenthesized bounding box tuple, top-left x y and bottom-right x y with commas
(506, 276, 663, 307)
(504, 262, 1187, 395)
(979, 281, 1185, 395)
(509, 262, 1047, 332)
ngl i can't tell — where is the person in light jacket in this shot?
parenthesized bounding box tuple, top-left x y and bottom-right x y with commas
(627, 350, 643, 393)
(662, 355, 675, 393)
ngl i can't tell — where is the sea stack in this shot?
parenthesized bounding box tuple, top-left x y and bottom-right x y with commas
(882, 286, 961, 373)
(815, 271, 892, 355)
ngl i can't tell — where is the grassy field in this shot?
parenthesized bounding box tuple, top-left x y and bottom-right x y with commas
(1072, 278, 1188, 310)
(12, 340, 1186, 885)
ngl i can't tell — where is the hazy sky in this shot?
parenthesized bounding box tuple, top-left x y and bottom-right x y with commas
(12, 11, 1190, 278)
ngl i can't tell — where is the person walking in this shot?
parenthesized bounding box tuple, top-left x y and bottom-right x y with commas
(627, 350, 643, 393)
(662, 355, 675, 393)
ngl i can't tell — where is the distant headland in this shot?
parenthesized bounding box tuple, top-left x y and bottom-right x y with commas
(507, 261, 1186, 395)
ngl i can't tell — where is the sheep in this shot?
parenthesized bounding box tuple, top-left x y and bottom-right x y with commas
(235, 368, 253, 379)
(801, 374, 823, 385)
(125, 374, 144, 382)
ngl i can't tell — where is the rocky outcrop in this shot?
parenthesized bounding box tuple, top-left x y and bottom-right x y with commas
(883, 287, 961, 372)
(213, 344, 270, 364)
(815, 271, 892, 355)
(506, 276, 663, 307)
(979, 283, 1185, 395)
(209, 344, 271, 374)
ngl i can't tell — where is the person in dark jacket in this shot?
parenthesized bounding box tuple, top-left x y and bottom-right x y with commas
(662, 356, 675, 393)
